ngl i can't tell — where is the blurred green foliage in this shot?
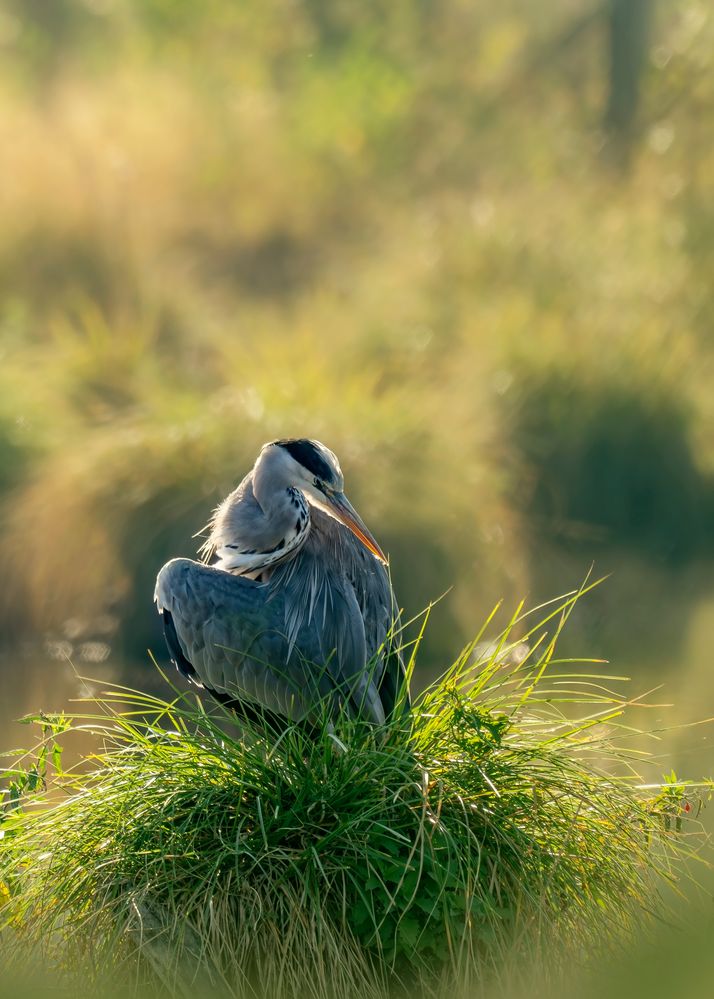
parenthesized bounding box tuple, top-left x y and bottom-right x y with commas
(507, 367, 714, 562)
(0, 0, 712, 675)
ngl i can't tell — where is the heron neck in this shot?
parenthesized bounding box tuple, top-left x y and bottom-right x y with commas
(253, 449, 290, 515)
(214, 482, 311, 577)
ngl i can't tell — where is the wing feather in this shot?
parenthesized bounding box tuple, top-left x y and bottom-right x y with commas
(155, 558, 337, 723)
(296, 510, 409, 719)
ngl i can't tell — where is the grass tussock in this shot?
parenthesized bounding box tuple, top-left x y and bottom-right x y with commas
(0, 589, 709, 999)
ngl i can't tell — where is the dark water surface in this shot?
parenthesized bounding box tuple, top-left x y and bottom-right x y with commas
(0, 645, 176, 767)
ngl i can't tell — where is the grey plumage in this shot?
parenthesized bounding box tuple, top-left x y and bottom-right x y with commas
(154, 439, 408, 731)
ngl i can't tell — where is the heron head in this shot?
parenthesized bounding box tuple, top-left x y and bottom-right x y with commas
(270, 438, 387, 563)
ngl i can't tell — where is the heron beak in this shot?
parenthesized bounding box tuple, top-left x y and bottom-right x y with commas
(327, 491, 387, 564)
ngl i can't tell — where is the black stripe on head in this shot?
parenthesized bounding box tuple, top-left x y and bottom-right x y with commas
(274, 438, 333, 482)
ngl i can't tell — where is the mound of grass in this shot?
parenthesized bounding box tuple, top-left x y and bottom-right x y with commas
(0, 590, 707, 999)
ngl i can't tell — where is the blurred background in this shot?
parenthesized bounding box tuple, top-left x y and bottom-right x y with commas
(0, 0, 713, 774)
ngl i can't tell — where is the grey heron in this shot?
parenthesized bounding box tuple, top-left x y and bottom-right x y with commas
(155, 438, 408, 734)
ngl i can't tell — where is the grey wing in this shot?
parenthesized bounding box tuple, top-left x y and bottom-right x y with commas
(266, 542, 387, 725)
(304, 512, 410, 719)
(346, 537, 409, 720)
(155, 558, 342, 724)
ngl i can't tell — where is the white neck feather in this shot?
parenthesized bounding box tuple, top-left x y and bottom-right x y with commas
(214, 527, 307, 575)
(213, 484, 311, 577)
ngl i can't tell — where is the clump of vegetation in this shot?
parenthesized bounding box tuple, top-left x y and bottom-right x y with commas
(506, 365, 714, 562)
(0, 591, 706, 998)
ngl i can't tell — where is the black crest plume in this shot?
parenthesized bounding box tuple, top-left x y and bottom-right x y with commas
(274, 439, 332, 481)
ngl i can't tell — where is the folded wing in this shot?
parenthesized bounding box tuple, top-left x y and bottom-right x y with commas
(155, 556, 387, 726)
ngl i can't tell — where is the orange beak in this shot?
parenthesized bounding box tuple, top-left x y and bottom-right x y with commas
(326, 491, 387, 564)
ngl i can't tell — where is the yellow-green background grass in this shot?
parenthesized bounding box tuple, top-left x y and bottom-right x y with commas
(0, 2, 713, 741)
